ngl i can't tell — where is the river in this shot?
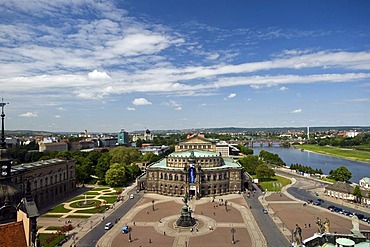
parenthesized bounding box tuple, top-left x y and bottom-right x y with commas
(252, 145, 370, 183)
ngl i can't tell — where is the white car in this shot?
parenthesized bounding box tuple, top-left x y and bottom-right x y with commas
(129, 194, 134, 199)
(105, 222, 113, 230)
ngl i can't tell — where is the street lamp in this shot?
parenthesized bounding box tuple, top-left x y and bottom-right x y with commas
(152, 200, 155, 211)
(128, 227, 132, 242)
(231, 228, 236, 244)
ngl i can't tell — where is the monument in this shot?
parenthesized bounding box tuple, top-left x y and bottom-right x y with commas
(176, 194, 196, 227)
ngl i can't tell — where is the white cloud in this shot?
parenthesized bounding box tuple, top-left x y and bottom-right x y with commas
(224, 93, 236, 100)
(88, 70, 111, 80)
(162, 100, 182, 110)
(19, 112, 38, 117)
(54, 115, 61, 118)
(228, 93, 236, 99)
(127, 107, 136, 111)
(291, 109, 302, 113)
(207, 53, 220, 60)
(132, 98, 152, 105)
(279, 86, 288, 91)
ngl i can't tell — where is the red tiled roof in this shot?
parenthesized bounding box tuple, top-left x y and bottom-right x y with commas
(0, 221, 27, 247)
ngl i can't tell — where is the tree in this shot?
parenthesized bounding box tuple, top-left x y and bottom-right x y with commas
(109, 147, 141, 166)
(238, 155, 263, 175)
(75, 156, 94, 184)
(237, 144, 253, 155)
(255, 164, 275, 179)
(141, 152, 159, 163)
(329, 166, 352, 182)
(353, 185, 362, 203)
(128, 164, 142, 179)
(95, 153, 111, 181)
(105, 163, 129, 187)
(56, 151, 72, 159)
(259, 150, 285, 167)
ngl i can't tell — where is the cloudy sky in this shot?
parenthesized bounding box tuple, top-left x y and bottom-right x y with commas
(1, 0, 369, 132)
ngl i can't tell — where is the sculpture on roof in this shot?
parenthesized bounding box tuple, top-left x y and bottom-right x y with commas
(293, 224, 302, 246)
(323, 218, 330, 233)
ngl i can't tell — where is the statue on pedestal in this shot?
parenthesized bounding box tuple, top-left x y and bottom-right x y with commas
(176, 194, 196, 227)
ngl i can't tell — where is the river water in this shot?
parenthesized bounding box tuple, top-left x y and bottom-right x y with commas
(252, 145, 370, 183)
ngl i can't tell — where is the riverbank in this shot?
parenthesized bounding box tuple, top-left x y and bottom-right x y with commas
(293, 144, 370, 163)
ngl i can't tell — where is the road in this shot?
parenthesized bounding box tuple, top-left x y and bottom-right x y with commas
(244, 184, 291, 247)
(76, 189, 143, 247)
(277, 169, 369, 219)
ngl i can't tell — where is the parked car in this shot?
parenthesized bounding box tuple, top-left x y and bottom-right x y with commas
(317, 198, 324, 203)
(263, 208, 268, 214)
(313, 201, 321, 206)
(105, 222, 113, 230)
(130, 194, 134, 199)
(327, 205, 335, 211)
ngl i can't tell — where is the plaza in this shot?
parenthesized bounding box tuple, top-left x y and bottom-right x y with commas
(98, 193, 265, 247)
(35, 175, 370, 247)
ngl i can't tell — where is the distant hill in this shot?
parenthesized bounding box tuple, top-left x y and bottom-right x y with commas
(6, 126, 370, 136)
(7, 130, 55, 136)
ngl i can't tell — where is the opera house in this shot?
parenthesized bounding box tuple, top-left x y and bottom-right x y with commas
(137, 135, 251, 198)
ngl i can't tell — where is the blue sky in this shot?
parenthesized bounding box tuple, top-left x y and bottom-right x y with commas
(1, 0, 369, 132)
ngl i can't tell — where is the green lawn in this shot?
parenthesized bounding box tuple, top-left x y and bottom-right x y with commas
(45, 226, 62, 231)
(48, 204, 71, 213)
(98, 196, 119, 203)
(69, 199, 102, 208)
(85, 191, 101, 195)
(90, 187, 110, 191)
(253, 175, 291, 192)
(39, 233, 66, 247)
(296, 144, 370, 162)
(74, 205, 109, 214)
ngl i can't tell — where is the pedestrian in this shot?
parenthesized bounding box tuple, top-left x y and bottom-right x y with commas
(164, 231, 166, 235)
(308, 223, 311, 228)
(149, 238, 152, 243)
(133, 222, 135, 226)
(304, 224, 307, 228)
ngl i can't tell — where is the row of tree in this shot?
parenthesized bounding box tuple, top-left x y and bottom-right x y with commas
(308, 133, 370, 149)
(290, 163, 323, 175)
(238, 152, 275, 179)
(259, 150, 286, 166)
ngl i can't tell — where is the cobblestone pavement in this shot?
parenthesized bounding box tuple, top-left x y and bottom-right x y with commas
(97, 193, 266, 247)
(260, 174, 370, 242)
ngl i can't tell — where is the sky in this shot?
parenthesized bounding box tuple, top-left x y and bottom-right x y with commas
(1, 0, 370, 133)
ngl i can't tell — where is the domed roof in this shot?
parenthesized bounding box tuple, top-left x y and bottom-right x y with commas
(145, 129, 151, 134)
(0, 182, 22, 207)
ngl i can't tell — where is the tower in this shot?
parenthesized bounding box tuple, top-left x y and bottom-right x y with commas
(307, 127, 310, 140)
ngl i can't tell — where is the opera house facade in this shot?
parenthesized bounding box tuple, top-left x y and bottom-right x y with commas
(137, 135, 250, 198)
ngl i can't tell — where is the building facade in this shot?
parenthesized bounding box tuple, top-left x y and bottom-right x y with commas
(39, 141, 68, 152)
(359, 177, 370, 190)
(117, 129, 129, 146)
(137, 136, 251, 198)
(1, 159, 76, 209)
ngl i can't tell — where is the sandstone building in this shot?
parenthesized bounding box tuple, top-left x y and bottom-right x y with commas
(137, 135, 251, 198)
